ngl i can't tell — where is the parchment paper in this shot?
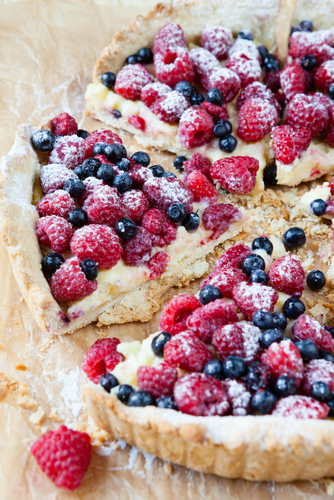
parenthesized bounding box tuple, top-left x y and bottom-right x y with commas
(1, 1, 334, 498)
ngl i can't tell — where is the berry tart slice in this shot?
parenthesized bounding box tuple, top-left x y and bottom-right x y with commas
(0, 113, 247, 334)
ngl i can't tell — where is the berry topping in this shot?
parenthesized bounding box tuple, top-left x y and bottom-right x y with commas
(156, 396, 178, 410)
(31, 130, 55, 152)
(77, 129, 90, 139)
(154, 48, 194, 87)
(127, 165, 150, 189)
(48, 135, 86, 170)
(314, 60, 334, 92)
(189, 91, 205, 106)
(204, 359, 225, 380)
(206, 87, 224, 106)
(99, 373, 119, 393)
(63, 178, 86, 198)
(246, 361, 271, 391)
(222, 355, 247, 378)
(85, 129, 122, 158)
(263, 70, 281, 92)
(232, 282, 279, 320)
(114, 63, 154, 100)
(40, 164, 78, 195)
(283, 297, 306, 319)
(307, 270, 326, 291)
(213, 119, 233, 138)
(128, 115, 145, 130)
(142, 208, 177, 245)
(186, 300, 238, 343)
(138, 47, 153, 64)
(80, 258, 98, 281)
(251, 236, 273, 255)
(200, 100, 229, 121)
(82, 337, 123, 383)
(83, 184, 129, 226)
(310, 381, 332, 402)
(263, 160, 277, 185)
(237, 98, 279, 142)
(117, 384, 134, 404)
(37, 190, 76, 218)
(268, 254, 305, 294)
(50, 256, 97, 302)
(261, 339, 304, 387)
(282, 226, 306, 249)
(295, 339, 319, 361)
(279, 63, 306, 101)
(272, 125, 311, 164)
(114, 217, 137, 240)
(236, 82, 281, 113)
(150, 165, 165, 177)
(241, 254, 265, 276)
(126, 54, 144, 65)
(143, 176, 193, 213)
(201, 266, 248, 298)
(225, 53, 262, 88)
(159, 293, 201, 335)
(202, 203, 241, 239)
(153, 23, 187, 57)
(76, 177, 105, 205)
(273, 375, 297, 397)
(201, 67, 241, 102)
(250, 269, 268, 285)
(128, 390, 156, 407)
(71, 225, 122, 270)
(150, 90, 190, 123)
(223, 379, 251, 416)
(141, 82, 171, 107)
(122, 226, 153, 266)
(101, 71, 116, 88)
(189, 47, 220, 81)
(303, 359, 334, 394)
(164, 330, 212, 372)
(310, 199, 327, 216)
(147, 251, 170, 279)
(137, 362, 178, 399)
(36, 216, 74, 253)
(259, 328, 284, 349)
(210, 156, 259, 194)
(151, 331, 172, 357)
(301, 54, 317, 71)
(178, 107, 215, 149)
(42, 252, 64, 275)
(201, 26, 233, 60)
(218, 135, 238, 153)
(51, 112, 78, 136)
(212, 321, 262, 363)
(167, 202, 187, 223)
(272, 312, 287, 331)
(251, 389, 276, 414)
(285, 94, 329, 136)
(173, 155, 187, 171)
(199, 285, 222, 305)
(272, 395, 329, 419)
(292, 314, 334, 351)
(185, 170, 218, 202)
(182, 212, 200, 232)
(215, 243, 251, 270)
(328, 83, 334, 99)
(183, 153, 211, 178)
(252, 309, 274, 330)
(289, 29, 334, 64)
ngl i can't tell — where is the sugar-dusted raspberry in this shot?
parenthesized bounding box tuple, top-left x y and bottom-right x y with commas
(36, 216, 74, 253)
(178, 107, 215, 149)
(31, 426, 91, 490)
(141, 82, 171, 108)
(143, 176, 194, 213)
(236, 82, 281, 114)
(121, 189, 149, 222)
(153, 23, 187, 57)
(122, 226, 153, 266)
(210, 156, 259, 194)
(150, 90, 190, 123)
(189, 47, 220, 82)
(202, 203, 241, 240)
(115, 64, 154, 101)
(272, 395, 329, 419)
(212, 320, 262, 363)
(51, 112, 78, 137)
(159, 293, 202, 335)
(222, 379, 251, 416)
(237, 98, 279, 141)
(85, 129, 122, 159)
(185, 170, 218, 202)
(77, 177, 105, 206)
(232, 282, 279, 320)
(263, 70, 281, 93)
(183, 153, 211, 178)
(201, 67, 241, 102)
(292, 315, 334, 351)
(50, 256, 97, 302)
(201, 265, 248, 298)
(128, 116, 146, 131)
(83, 184, 128, 226)
(137, 362, 177, 399)
(142, 208, 177, 245)
(226, 53, 262, 88)
(37, 190, 76, 218)
(289, 29, 334, 64)
(201, 25, 233, 60)
(285, 93, 329, 136)
(82, 337, 123, 383)
(279, 63, 306, 101)
(186, 300, 238, 343)
(154, 48, 194, 88)
(314, 60, 334, 92)
(268, 254, 305, 295)
(215, 243, 251, 270)
(40, 164, 78, 195)
(272, 125, 311, 164)
(129, 163, 153, 188)
(228, 38, 260, 61)
(261, 339, 304, 387)
(327, 104, 334, 148)
(147, 251, 170, 279)
(303, 359, 334, 394)
(48, 135, 86, 170)
(174, 372, 229, 416)
(164, 331, 212, 372)
(310, 92, 332, 111)
(200, 101, 229, 121)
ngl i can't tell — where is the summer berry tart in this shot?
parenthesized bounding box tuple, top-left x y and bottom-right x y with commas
(0, 113, 247, 334)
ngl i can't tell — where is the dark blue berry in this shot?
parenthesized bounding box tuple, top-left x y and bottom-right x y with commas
(252, 309, 274, 330)
(306, 270, 326, 291)
(206, 88, 224, 106)
(327, 396, 334, 416)
(251, 236, 273, 255)
(99, 373, 119, 393)
(151, 331, 172, 357)
(81, 158, 101, 178)
(42, 253, 64, 275)
(80, 259, 98, 281)
(167, 203, 187, 223)
(251, 389, 276, 414)
(250, 269, 268, 285)
(113, 173, 133, 193)
(213, 120, 232, 138)
(328, 83, 334, 100)
(115, 217, 137, 240)
(298, 20, 313, 32)
(301, 54, 317, 71)
(182, 212, 200, 232)
(101, 71, 116, 88)
(190, 92, 205, 105)
(128, 390, 156, 407)
(150, 164, 165, 177)
(126, 54, 144, 65)
(96, 164, 115, 184)
(77, 129, 90, 139)
(310, 199, 327, 216)
(294, 339, 319, 361)
(112, 110, 122, 119)
(237, 30, 253, 41)
(282, 297, 305, 319)
(263, 161, 277, 185)
(163, 171, 177, 178)
(131, 151, 150, 167)
(203, 359, 225, 380)
(282, 227, 306, 249)
(117, 158, 131, 171)
(258, 45, 269, 60)
(259, 328, 284, 349)
(241, 254, 265, 276)
(31, 130, 55, 152)
(290, 26, 299, 35)
(138, 47, 153, 64)
(117, 384, 134, 404)
(66, 208, 88, 227)
(105, 144, 126, 163)
(92, 142, 107, 156)
(199, 285, 222, 305)
(174, 81, 197, 100)
(222, 356, 247, 379)
(173, 156, 187, 171)
(218, 135, 238, 153)
(74, 165, 84, 179)
(63, 178, 86, 198)
(264, 55, 280, 72)
(319, 350, 334, 363)
(310, 381, 331, 402)
(271, 312, 287, 331)
(156, 396, 178, 410)
(273, 375, 297, 397)
(246, 361, 271, 391)
(325, 326, 334, 337)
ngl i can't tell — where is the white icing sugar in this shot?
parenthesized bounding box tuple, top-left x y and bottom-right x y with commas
(189, 47, 220, 79)
(56, 370, 83, 419)
(239, 320, 262, 362)
(40, 164, 77, 194)
(223, 378, 251, 416)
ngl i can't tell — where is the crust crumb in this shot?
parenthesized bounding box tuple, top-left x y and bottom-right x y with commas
(75, 420, 113, 446)
(15, 363, 27, 371)
(48, 412, 63, 422)
(16, 394, 37, 410)
(0, 372, 19, 397)
(262, 189, 281, 207)
(164, 463, 173, 475)
(179, 423, 206, 443)
(309, 303, 332, 325)
(29, 406, 45, 426)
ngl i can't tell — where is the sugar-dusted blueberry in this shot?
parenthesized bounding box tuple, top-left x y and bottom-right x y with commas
(113, 173, 133, 193)
(246, 361, 271, 391)
(152, 331, 172, 357)
(290, 26, 299, 35)
(190, 92, 205, 105)
(105, 144, 126, 163)
(263, 55, 280, 72)
(163, 172, 177, 178)
(77, 129, 90, 139)
(167, 202, 187, 223)
(67, 208, 88, 228)
(126, 54, 144, 65)
(174, 81, 197, 100)
(319, 350, 334, 363)
(310, 199, 327, 216)
(310, 381, 331, 402)
(263, 160, 277, 185)
(150, 164, 165, 177)
(96, 164, 115, 184)
(173, 156, 187, 171)
(42, 252, 64, 275)
(325, 325, 334, 337)
(294, 339, 319, 361)
(250, 269, 268, 285)
(301, 54, 317, 71)
(251, 236, 273, 255)
(259, 328, 284, 349)
(252, 309, 274, 330)
(63, 178, 86, 198)
(138, 47, 153, 64)
(156, 395, 178, 410)
(31, 130, 55, 152)
(128, 390, 156, 407)
(237, 30, 253, 40)
(222, 355, 247, 379)
(282, 297, 305, 319)
(117, 384, 135, 404)
(81, 158, 101, 178)
(117, 158, 131, 172)
(131, 151, 150, 167)
(101, 71, 116, 88)
(80, 259, 98, 281)
(251, 389, 276, 414)
(282, 227, 306, 249)
(273, 375, 297, 397)
(298, 20, 313, 32)
(99, 373, 119, 393)
(213, 119, 232, 138)
(328, 83, 334, 100)
(218, 135, 238, 153)
(241, 254, 265, 276)
(182, 212, 200, 232)
(258, 45, 269, 60)
(74, 165, 84, 180)
(271, 312, 287, 331)
(204, 359, 225, 380)
(115, 217, 137, 240)
(92, 142, 107, 156)
(199, 285, 222, 305)
(306, 270, 326, 291)
(206, 88, 224, 106)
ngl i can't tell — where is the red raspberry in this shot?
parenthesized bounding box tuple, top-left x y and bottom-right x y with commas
(137, 362, 177, 399)
(178, 107, 215, 149)
(154, 48, 194, 88)
(201, 67, 241, 102)
(303, 359, 334, 394)
(51, 112, 78, 137)
(212, 321, 262, 363)
(183, 153, 211, 178)
(201, 266, 248, 298)
(228, 38, 260, 61)
(232, 282, 279, 320)
(114, 64, 154, 101)
(226, 53, 262, 88)
(153, 23, 187, 57)
(159, 293, 201, 335)
(128, 115, 146, 131)
(279, 63, 306, 101)
(289, 29, 334, 64)
(129, 163, 153, 188)
(77, 177, 105, 206)
(185, 170, 218, 202)
(222, 379, 251, 416)
(150, 91, 190, 123)
(147, 251, 170, 279)
(122, 226, 153, 266)
(142, 208, 177, 245)
(327, 104, 334, 147)
(199, 101, 229, 121)
(236, 82, 281, 114)
(237, 98, 279, 141)
(202, 203, 242, 240)
(31, 426, 91, 490)
(121, 189, 149, 222)
(310, 92, 332, 111)
(85, 129, 122, 159)
(263, 70, 281, 93)
(261, 339, 304, 387)
(314, 60, 334, 92)
(272, 125, 311, 164)
(82, 185, 128, 227)
(215, 243, 251, 270)
(36, 216, 73, 253)
(40, 164, 78, 195)
(50, 256, 97, 302)
(186, 300, 238, 343)
(285, 93, 329, 136)
(164, 331, 212, 372)
(36, 190, 75, 218)
(143, 177, 193, 213)
(141, 82, 171, 107)
(201, 26, 233, 60)
(272, 395, 329, 419)
(189, 47, 220, 82)
(292, 314, 334, 351)
(81, 338, 123, 383)
(268, 255, 305, 295)
(48, 135, 86, 170)
(174, 372, 229, 416)
(210, 156, 259, 194)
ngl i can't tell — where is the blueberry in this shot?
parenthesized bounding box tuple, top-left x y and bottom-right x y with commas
(273, 375, 297, 397)
(112, 110, 122, 119)
(263, 160, 277, 185)
(258, 45, 269, 60)
(310, 381, 331, 402)
(173, 156, 187, 171)
(113, 173, 133, 193)
(117, 384, 134, 404)
(251, 389, 276, 414)
(203, 359, 225, 380)
(264, 56, 280, 72)
(241, 254, 265, 276)
(163, 171, 177, 178)
(80, 259, 98, 281)
(182, 212, 200, 232)
(174, 81, 197, 100)
(282, 227, 306, 249)
(252, 309, 274, 330)
(298, 20, 313, 32)
(128, 390, 156, 407)
(290, 26, 299, 34)
(81, 158, 101, 178)
(31, 130, 55, 152)
(150, 165, 165, 177)
(105, 144, 126, 163)
(251, 236, 273, 255)
(259, 328, 284, 349)
(131, 151, 150, 167)
(294, 339, 319, 361)
(206, 88, 224, 106)
(271, 312, 287, 331)
(156, 396, 178, 410)
(190, 92, 205, 105)
(138, 47, 153, 64)
(92, 142, 107, 156)
(42, 253, 64, 275)
(167, 203, 187, 223)
(199, 285, 222, 305)
(218, 135, 238, 153)
(101, 71, 116, 88)
(96, 164, 115, 185)
(74, 165, 84, 179)
(126, 54, 144, 65)
(327, 396, 334, 416)
(301, 54, 317, 71)
(282, 297, 305, 319)
(117, 158, 131, 172)
(63, 178, 86, 198)
(246, 361, 271, 391)
(66, 208, 88, 227)
(77, 129, 90, 139)
(250, 270, 268, 285)
(115, 217, 137, 240)
(306, 270, 326, 291)
(328, 83, 334, 100)
(151, 331, 172, 357)
(237, 30, 253, 41)
(213, 120, 232, 138)
(99, 373, 119, 393)
(325, 326, 334, 337)
(222, 355, 247, 379)
(310, 199, 327, 216)
(319, 350, 334, 363)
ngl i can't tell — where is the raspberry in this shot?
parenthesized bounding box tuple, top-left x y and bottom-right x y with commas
(174, 372, 229, 416)
(48, 135, 86, 170)
(199, 101, 229, 121)
(212, 321, 262, 363)
(261, 339, 304, 387)
(210, 156, 259, 194)
(85, 129, 122, 159)
(201, 266, 248, 298)
(31, 426, 91, 490)
(202, 203, 241, 240)
(292, 315, 334, 351)
(327, 104, 334, 147)
(147, 251, 170, 279)
(303, 359, 334, 394)
(164, 331, 212, 372)
(137, 362, 177, 398)
(50, 256, 97, 302)
(40, 164, 78, 195)
(201, 26, 233, 60)
(122, 226, 153, 266)
(129, 163, 153, 188)
(37, 190, 76, 218)
(228, 38, 260, 61)
(77, 177, 105, 206)
(263, 70, 281, 93)
(154, 48, 194, 88)
(222, 379, 251, 416)
(128, 115, 146, 131)
(226, 53, 262, 88)
(140, 82, 171, 107)
(94, 154, 119, 175)
(189, 47, 220, 82)
(159, 293, 201, 335)
(121, 189, 149, 222)
(285, 94, 329, 136)
(115, 63, 154, 101)
(141, 208, 177, 245)
(279, 63, 306, 101)
(201, 67, 241, 102)
(314, 60, 334, 92)
(272, 125, 311, 164)
(82, 337, 123, 383)
(51, 112, 78, 136)
(82, 184, 128, 226)
(237, 98, 279, 141)
(153, 23, 187, 57)
(150, 91, 190, 123)
(215, 243, 251, 270)
(236, 82, 281, 114)
(232, 282, 279, 320)
(310, 92, 332, 111)
(272, 395, 329, 419)
(143, 177, 193, 213)
(183, 153, 211, 178)
(186, 300, 238, 343)
(185, 170, 218, 202)
(289, 29, 334, 64)
(178, 107, 215, 149)
(36, 216, 73, 253)
(268, 255, 305, 295)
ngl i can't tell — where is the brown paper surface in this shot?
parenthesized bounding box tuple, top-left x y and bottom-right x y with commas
(0, 1, 334, 498)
